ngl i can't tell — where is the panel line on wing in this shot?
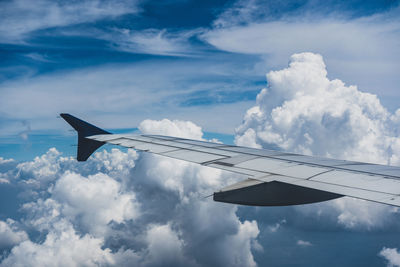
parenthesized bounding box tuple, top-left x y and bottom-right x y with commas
(278, 175, 397, 198)
(305, 169, 335, 180)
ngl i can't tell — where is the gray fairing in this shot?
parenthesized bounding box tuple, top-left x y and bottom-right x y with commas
(213, 181, 343, 206)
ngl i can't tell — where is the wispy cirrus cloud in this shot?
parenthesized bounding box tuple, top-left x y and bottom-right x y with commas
(0, 0, 140, 43)
(0, 55, 259, 135)
(203, 1, 400, 103)
(0, 0, 202, 57)
(109, 28, 200, 56)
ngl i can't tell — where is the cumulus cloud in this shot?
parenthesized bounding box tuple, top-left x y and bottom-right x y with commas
(50, 171, 139, 235)
(380, 247, 400, 267)
(0, 219, 28, 250)
(0, 158, 14, 164)
(10, 147, 137, 201)
(236, 52, 400, 164)
(0, 157, 16, 184)
(17, 148, 62, 184)
(333, 198, 398, 230)
(141, 223, 195, 266)
(0, 157, 16, 171)
(139, 118, 205, 140)
(1, 221, 116, 267)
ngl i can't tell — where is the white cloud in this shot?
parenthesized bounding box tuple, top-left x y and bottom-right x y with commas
(0, 178, 10, 184)
(0, 157, 15, 184)
(110, 28, 197, 56)
(297, 240, 312, 247)
(17, 148, 62, 184)
(380, 247, 400, 267)
(9, 148, 138, 198)
(291, 198, 382, 231)
(21, 198, 62, 233)
(267, 219, 286, 233)
(51, 171, 140, 235)
(205, 18, 400, 59)
(226, 220, 259, 267)
(24, 53, 54, 63)
(234, 128, 261, 149)
(142, 223, 196, 266)
(87, 148, 138, 177)
(297, 196, 400, 231)
(0, 0, 139, 43)
(212, 0, 261, 28)
(333, 198, 395, 230)
(0, 219, 28, 250)
(139, 118, 204, 140)
(0, 157, 14, 164)
(1, 221, 116, 267)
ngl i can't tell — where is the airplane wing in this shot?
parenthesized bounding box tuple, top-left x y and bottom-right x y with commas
(60, 113, 400, 207)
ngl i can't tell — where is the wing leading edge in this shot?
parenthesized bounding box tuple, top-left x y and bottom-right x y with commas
(61, 113, 400, 207)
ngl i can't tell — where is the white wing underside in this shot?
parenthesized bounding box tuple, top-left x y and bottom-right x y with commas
(88, 134, 400, 207)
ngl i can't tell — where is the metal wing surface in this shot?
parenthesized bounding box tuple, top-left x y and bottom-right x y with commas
(61, 113, 400, 207)
(88, 133, 400, 207)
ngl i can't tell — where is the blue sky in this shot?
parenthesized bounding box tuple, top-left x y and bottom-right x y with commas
(1, 0, 400, 266)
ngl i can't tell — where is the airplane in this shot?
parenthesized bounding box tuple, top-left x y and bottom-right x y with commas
(60, 113, 400, 207)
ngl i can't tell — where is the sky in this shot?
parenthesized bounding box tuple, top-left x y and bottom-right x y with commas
(1, 0, 400, 266)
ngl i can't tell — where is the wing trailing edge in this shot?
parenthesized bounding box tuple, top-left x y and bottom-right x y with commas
(60, 113, 400, 207)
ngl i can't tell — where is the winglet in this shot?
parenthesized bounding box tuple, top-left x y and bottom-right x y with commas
(60, 113, 111, 161)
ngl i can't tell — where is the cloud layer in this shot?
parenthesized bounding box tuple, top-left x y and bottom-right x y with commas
(0, 119, 259, 267)
(2, 52, 400, 266)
